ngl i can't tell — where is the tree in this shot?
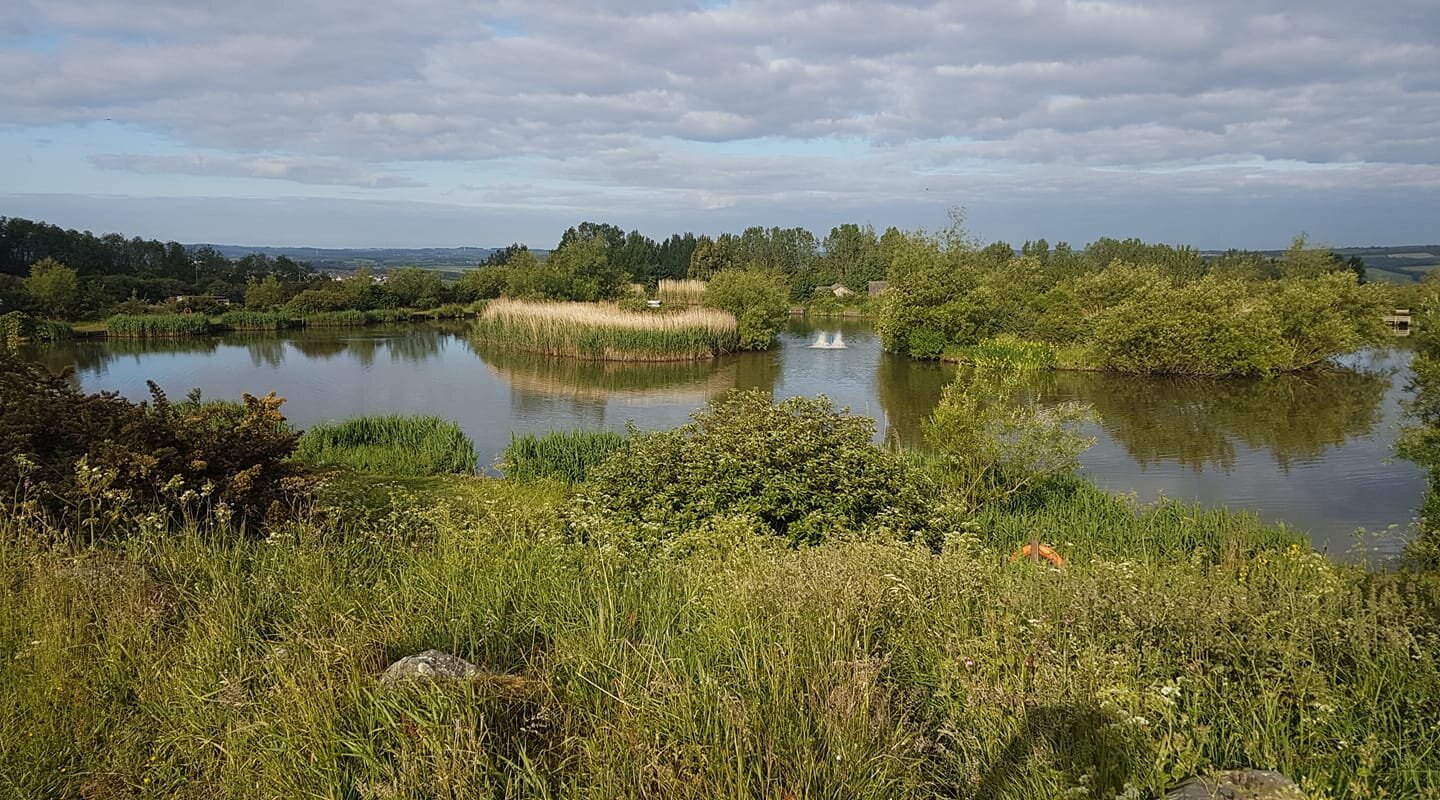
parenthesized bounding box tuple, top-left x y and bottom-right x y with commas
(24, 258, 78, 318)
(924, 367, 1094, 510)
(482, 243, 530, 267)
(455, 267, 508, 301)
(244, 275, 288, 310)
(703, 267, 791, 350)
(384, 267, 444, 308)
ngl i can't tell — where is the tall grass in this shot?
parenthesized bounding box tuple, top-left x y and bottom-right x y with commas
(304, 309, 371, 327)
(658, 278, 707, 306)
(943, 335, 1058, 369)
(2, 476, 1436, 798)
(105, 313, 213, 338)
(498, 429, 628, 483)
(219, 310, 297, 331)
(293, 415, 477, 476)
(474, 299, 740, 361)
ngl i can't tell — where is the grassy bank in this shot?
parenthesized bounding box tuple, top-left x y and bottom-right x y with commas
(474, 299, 740, 361)
(1, 475, 1436, 799)
(293, 415, 477, 476)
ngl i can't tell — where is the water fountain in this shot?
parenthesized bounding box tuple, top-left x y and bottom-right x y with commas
(807, 331, 848, 349)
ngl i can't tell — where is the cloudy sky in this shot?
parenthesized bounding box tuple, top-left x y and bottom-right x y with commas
(2, 0, 1438, 249)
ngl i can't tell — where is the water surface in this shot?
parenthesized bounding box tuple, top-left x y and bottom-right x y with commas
(25, 318, 1423, 559)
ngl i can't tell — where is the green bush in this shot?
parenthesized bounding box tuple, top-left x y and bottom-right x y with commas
(574, 389, 931, 546)
(0, 354, 304, 538)
(499, 430, 628, 483)
(294, 415, 477, 476)
(703, 267, 790, 350)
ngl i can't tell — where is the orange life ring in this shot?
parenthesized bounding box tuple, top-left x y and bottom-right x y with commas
(1010, 542, 1064, 567)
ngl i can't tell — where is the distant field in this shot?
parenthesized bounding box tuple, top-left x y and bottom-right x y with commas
(193, 244, 549, 274)
(1203, 244, 1440, 283)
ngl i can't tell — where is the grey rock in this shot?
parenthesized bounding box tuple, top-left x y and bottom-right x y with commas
(379, 649, 481, 684)
(1166, 770, 1304, 800)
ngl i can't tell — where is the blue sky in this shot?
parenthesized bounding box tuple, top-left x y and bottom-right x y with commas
(2, 0, 1438, 249)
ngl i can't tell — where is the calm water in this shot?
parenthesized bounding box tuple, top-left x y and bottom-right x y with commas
(24, 318, 1425, 559)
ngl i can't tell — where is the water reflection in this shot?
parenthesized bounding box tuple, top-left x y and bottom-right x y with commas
(1035, 365, 1389, 471)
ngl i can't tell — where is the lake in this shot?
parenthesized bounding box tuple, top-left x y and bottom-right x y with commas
(23, 317, 1425, 560)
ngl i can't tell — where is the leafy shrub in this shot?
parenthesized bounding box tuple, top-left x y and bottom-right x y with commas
(702, 268, 790, 350)
(0, 354, 305, 539)
(574, 389, 932, 546)
(499, 430, 628, 483)
(293, 415, 477, 476)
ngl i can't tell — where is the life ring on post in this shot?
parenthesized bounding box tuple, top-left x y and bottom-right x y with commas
(1010, 542, 1064, 568)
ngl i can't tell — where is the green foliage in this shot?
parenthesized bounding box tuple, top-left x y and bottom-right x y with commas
(943, 335, 1057, 369)
(219, 310, 296, 331)
(498, 429, 627, 483)
(455, 266, 509, 301)
(106, 313, 213, 338)
(293, 415, 477, 476)
(0, 355, 304, 538)
(702, 267, 791, 349)
(24, 257, 79, 319)
(385, 266, 445, 308)
(243, 274, 289, 309)
(303, 309, 371, 327)
(507, 236, 628, 302)
(474, 299, 739, 361)
(574, 390, 932, 547)
(924, 367, 1095, 510)
(2, 477, 1436, 798)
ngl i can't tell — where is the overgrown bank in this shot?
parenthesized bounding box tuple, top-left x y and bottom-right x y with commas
(2, 359, 1438, 798)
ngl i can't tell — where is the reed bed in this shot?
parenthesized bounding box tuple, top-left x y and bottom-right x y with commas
(498, 429, 628, 483)
(942, 335, 1058, 369)
(474, 299, 739, 361)
(219, 311, 297, 331)
(303, 310, 371, 327)
(105, 313, 213, 338)
(293, 415, 477, 476)
(658, 278, 707, 306)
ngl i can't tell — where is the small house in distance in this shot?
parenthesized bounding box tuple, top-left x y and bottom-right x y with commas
(868, 281, 888, 297)
(1385, 308, 1413, 336)
(819, 283, 854, 298)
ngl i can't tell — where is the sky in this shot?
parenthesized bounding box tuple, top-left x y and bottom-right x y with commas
(2, 0, 1438, 250)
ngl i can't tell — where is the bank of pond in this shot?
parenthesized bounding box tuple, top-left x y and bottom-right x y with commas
(1, 367, 1437, 798)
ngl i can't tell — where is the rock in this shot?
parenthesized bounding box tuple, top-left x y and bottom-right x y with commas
(379, 649, 481, 684)
(1166, 770, 1305, 800)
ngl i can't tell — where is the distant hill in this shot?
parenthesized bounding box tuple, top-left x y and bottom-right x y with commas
(194, 244, 509, 274)
(1202, 244, 1440, 283)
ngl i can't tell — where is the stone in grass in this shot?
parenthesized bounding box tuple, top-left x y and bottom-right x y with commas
(1166, 770, 1305, 800)
(379, 649, 481, 685)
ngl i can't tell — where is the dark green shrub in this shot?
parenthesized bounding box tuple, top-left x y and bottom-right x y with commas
(0, 354, 305, 538)
(499, 430, 627, 483)
(574, 389, 932, 546)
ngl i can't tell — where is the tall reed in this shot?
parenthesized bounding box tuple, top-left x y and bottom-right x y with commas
(658, 278, 707, 306)
(105, 313, 213, 338)
(293, 415, 477, 476)
(219, 311, 297, 331)
(498, 429, 628, 483)
(474, 299, 739, 361)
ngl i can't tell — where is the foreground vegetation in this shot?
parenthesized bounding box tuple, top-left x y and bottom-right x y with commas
(474, 299, 741, 361)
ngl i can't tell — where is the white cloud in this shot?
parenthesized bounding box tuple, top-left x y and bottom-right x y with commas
(2, 0, 1438, 242)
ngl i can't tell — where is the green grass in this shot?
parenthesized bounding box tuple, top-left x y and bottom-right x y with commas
(943, 335, 1058, 369)
(498, 429, 628, 483)
(293, 415, 477, 476)
(219, 310, 297, 331)
(474, 299, 740, 361)
(1, 475, 1436, 798)
(105, 313, 214, 338)
(303, 310, 372, 327)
